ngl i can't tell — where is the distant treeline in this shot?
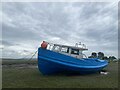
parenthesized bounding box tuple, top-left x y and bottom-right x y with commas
(88, 52, 118, 62)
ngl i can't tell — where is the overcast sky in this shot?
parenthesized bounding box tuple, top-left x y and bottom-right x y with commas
(1, 2, 118, 59)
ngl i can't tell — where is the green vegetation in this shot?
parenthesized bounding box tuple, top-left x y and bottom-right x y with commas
(2, 59, 118, 88)
(88, 52, 118, 62)
(2, 59, 37, 65)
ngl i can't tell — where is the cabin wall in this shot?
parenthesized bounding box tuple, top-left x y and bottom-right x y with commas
(47, 45, 84, 59)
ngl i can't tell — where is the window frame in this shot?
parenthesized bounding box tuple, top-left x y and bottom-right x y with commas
(71, 48, 79, 55)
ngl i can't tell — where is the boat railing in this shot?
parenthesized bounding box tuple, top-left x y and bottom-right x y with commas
(75, 42, 87, 49)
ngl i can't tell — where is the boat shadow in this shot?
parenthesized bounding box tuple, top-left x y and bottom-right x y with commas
(41, 69, 109, 77)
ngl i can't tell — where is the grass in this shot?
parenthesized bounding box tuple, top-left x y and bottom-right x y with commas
(2, 59, 118, 88)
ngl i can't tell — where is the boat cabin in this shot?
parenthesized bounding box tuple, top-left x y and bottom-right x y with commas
(41, 41, 88, 59)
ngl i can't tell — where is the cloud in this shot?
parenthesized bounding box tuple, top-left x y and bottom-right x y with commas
(1, 2, 118, 58)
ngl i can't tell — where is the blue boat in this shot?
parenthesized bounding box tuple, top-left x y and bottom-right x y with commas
(38, 41, 108, 75)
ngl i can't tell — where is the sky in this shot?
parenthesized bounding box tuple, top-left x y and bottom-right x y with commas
(1, 2, 118, 59)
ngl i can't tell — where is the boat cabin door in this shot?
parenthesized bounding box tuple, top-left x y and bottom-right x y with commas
(69, 48, 83, 59)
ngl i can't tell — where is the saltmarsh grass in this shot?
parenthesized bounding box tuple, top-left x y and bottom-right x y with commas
(2, 59, 118, 88)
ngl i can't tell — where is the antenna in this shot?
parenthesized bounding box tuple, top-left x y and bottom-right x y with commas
(75, 43, 78, 47)
(79, 42, 81, 45)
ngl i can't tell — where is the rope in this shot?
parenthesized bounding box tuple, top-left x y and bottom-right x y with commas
(20, 51, 36, 60)
(28, 50, 38, 61)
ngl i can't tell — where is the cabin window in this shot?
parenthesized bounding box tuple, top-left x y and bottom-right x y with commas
(54, 46, 60, 52)
(47, 44, 53, 50)
(61, 47, 68, 53)
(79, 51, 82, 54)
(71, 49, 79, 55)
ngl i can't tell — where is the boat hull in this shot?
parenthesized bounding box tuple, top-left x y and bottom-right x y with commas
(38, 48, 108, 75)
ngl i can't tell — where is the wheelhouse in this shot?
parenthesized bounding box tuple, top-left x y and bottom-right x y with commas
(46, 42, 88, 59)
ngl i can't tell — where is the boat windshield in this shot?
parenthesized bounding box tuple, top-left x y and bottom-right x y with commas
(52, 45, 80, 55)
(52, 45, 69, 53)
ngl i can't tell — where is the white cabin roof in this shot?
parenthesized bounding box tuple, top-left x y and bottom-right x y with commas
(54, 44, 88, 51)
